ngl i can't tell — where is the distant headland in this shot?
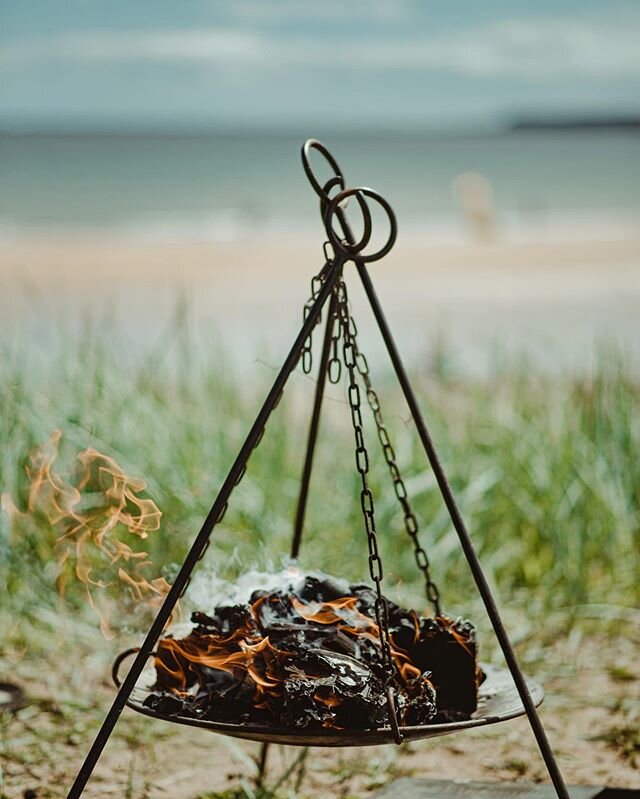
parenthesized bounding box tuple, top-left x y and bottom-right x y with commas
(510, 114, 640, 132)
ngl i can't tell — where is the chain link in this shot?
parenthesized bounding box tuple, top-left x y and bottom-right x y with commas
(337, 282, 442, 616)
(327, 309, 342, 384)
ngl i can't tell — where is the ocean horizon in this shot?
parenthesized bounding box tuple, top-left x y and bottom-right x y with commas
(1, 128, 639, 244)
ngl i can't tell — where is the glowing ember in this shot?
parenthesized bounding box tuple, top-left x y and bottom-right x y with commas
(146, 573, 482, 730)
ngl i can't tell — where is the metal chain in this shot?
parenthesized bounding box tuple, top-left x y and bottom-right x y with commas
(335, 282, 395, 674)
(301, 245, 333, 373)
(338, 283, 442, 616)
(336, 278, 403, 742)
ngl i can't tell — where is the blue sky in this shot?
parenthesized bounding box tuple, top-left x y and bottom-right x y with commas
(1, 0, 639, 131)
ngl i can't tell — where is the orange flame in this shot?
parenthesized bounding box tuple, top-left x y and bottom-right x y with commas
(154, 592, 437, 726)
(16, 430, 171, 637)
(291, 595, 426, 685)
(156, 631, 288, 700)
(291, 595, 377, 633)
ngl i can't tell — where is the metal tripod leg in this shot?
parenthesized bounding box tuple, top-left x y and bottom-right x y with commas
(354, 260, 571, 799)
(256, 741, 270, 789)
(291, 289, 339, 559)
(66, 256, 345, 798)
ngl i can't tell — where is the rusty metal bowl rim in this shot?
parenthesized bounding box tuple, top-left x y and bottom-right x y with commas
(118, 658, 544, 747)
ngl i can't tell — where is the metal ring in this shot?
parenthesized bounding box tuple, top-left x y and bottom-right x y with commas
(346, 192, 372, 254)
(323, 191, 372, 255)
(319, 176, 351, 226)
(301, 139, 346, 203)
(112, 647, 155, 688)
(324, 187, 397, 263)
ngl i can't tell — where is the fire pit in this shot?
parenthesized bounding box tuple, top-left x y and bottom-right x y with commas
(68, 140, 569, 798)
(123, 662, 540, 747)
(113, 570, 543, 746)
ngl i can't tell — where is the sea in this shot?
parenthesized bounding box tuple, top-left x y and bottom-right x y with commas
(1, 128, 639, 242)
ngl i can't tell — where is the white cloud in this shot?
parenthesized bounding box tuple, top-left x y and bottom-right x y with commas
(2, 15, 639, 78)
(0, 29, 263, 66)
(416, 18, 640, 78)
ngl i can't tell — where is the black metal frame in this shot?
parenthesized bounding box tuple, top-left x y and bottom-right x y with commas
(67, 140, 570, 798)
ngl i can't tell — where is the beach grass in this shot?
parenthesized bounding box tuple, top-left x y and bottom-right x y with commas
(0, 322, 639, 797)
(1, 322, 638, 637)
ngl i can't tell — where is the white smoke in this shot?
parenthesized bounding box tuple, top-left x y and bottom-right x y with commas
(183, 560, 351, 618)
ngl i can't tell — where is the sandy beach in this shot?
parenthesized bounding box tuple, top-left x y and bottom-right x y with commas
(2, 231, 640, 375)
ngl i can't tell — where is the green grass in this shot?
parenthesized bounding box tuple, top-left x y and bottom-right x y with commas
(1, 327, 638, 635)
(593, 714, 640, 764)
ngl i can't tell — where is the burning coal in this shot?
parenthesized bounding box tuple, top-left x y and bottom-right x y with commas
(146, 572, 482, 730)
(4, 430, 171, 637)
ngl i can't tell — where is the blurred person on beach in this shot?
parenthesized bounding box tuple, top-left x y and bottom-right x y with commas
(453, 172, 497, 243)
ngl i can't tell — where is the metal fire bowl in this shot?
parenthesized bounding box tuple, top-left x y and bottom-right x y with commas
(123, 662, 544, 747)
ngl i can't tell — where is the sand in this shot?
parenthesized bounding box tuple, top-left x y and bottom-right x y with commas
(1, 232, 640, 374)
(4, 622, 638, 796)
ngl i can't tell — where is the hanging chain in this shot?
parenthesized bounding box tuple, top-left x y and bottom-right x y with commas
(354, 342, 441, 616)
(301, 273, 323, 374)
(336, 278, 403, 742)
(301, 244, 334, 374)
(336, 282, 396, 674)
(337, 282, 442, 616)
(298, 256, 440, 740)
